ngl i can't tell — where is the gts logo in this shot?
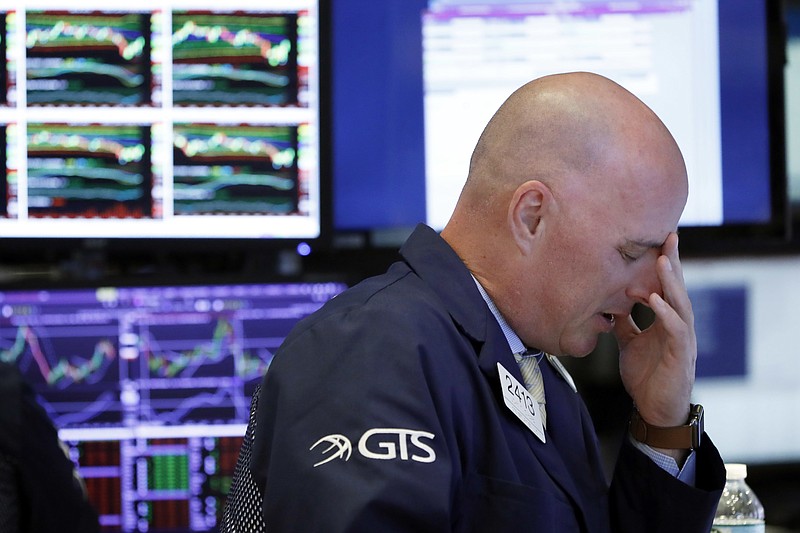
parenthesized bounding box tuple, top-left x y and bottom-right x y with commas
(310, 428, 436, 467)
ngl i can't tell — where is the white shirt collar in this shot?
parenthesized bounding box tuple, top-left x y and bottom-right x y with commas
(471, 275, 577, 392)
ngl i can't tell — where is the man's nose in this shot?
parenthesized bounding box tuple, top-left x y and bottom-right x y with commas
(624, 257, 662, 305)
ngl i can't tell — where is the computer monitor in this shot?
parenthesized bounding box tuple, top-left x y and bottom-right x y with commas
(0, 279, 347, 532)
(331, 0, 788, 253)
(0, 0, 326, 246)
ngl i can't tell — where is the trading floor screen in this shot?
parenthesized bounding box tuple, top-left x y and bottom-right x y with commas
(0, 280, 346, 532)
(0, 0, 323, 241)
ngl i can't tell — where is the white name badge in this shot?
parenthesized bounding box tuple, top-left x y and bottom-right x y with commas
(497, 363, 546, 443)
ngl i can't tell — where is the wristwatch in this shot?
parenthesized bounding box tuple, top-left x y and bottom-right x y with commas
(629, 404, 704, 450)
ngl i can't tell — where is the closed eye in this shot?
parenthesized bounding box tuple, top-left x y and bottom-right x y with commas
(619, 238, 664, 264)
(619, 249, 643, 263)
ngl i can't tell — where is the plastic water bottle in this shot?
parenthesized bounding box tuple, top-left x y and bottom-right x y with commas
(711, 463, 765, 532)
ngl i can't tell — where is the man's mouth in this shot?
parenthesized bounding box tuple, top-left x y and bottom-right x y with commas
(602, 313, 615, 324)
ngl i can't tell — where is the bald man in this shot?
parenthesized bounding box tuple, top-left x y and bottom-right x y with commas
(238, 72, 725, 532)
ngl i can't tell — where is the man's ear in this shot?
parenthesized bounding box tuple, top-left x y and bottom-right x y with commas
(508, 180, 551, 254)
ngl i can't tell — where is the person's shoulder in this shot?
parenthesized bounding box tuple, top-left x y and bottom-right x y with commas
(264, 266, 476, 410)
(274, 262, 464, 369)
(311, 264, 450, 330)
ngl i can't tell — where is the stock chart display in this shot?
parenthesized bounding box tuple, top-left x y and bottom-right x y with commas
(25, 123, 153, 218)
(0, 281, 346, 531)
(25, 11, 154, 106)
(172, 124, 299, 216)
(172, 12, 300, 106)
(0, 2, 322, 240)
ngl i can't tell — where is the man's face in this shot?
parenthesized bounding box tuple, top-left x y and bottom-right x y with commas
(520, 167, 686, 358)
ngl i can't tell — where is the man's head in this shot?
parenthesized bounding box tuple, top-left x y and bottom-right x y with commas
(440, 72, 688, 357)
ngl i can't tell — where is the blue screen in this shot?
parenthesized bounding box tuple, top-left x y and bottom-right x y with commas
(0, 280, 347, 531)
(331, 0, 779, 234)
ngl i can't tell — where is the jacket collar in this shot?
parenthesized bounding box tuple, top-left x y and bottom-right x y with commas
(399, 224, 492, 346)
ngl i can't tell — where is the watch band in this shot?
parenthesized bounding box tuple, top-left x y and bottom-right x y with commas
(629, 404, 704, 450)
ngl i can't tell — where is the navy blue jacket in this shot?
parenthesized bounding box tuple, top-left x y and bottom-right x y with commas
(252, 224, 725, 532)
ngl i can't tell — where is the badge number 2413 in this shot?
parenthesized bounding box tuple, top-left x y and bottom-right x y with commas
(497, 363, 545, 443)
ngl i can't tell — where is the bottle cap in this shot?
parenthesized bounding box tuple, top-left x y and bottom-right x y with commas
(724, 463, 748, 480)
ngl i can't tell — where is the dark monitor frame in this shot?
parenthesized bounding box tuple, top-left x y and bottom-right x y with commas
(677, 0, 790, 256)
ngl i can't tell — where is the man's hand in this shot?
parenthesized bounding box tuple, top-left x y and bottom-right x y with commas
(613, 232, 696, 449)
